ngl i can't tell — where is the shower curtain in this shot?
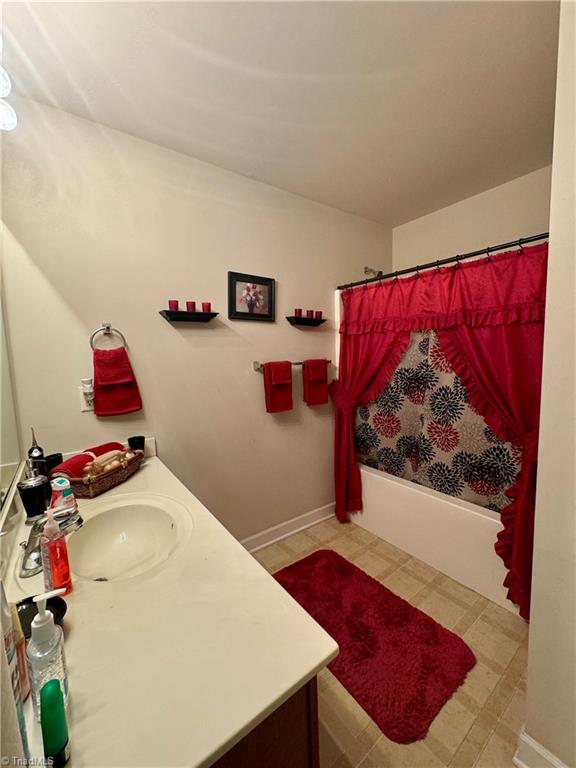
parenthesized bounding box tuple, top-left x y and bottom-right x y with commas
(330, 243, 548, 618)
(354, 329, 523, 514)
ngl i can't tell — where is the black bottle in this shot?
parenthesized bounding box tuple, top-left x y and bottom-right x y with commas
(28, 427, 47, 476)
(17, 460, 51, 520)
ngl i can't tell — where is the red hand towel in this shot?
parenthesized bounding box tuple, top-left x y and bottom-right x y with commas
(93, 347, 143, 417)
(50, 454, 92, 479)
(50, 442, 126, 477)
(84, 442, 125, 457)
(302, 359, 329, 406)
(262, 361, 293, 413)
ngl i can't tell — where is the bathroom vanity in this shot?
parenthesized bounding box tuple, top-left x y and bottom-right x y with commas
(2, 454, 338, 767)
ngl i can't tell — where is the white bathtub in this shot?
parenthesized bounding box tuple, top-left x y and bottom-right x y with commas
(353, 465, 515, 612)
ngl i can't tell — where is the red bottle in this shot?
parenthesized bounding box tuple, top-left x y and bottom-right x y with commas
(41, 510, 73, 595)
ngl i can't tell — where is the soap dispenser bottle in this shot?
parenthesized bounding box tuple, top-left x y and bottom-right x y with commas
(26, 588, 69, 722)
(40, 508, 73, 594)
(17, 459, 51, 520)
(28, 427, 47, 476)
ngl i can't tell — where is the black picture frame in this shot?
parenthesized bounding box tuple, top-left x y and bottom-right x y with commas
(228, 272, 276, 322)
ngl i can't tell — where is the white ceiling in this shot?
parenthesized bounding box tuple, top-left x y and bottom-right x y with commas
(2, 2, 559, 226)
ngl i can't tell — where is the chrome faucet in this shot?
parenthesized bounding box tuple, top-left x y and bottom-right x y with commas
(19, 508, 83, 579)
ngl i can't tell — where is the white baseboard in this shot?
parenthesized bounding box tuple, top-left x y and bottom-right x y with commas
(241, 503, 335, 553)
(514, 730, 569, 768)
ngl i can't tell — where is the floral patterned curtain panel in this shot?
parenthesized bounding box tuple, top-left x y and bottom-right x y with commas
(355, 330, 522, 513)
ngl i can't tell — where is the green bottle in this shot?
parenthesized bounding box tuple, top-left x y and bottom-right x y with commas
(40, 680, 70, 767)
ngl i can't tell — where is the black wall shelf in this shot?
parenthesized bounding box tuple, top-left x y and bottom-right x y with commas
(286, 316, 327, 327)
(160, 310, 219, 323)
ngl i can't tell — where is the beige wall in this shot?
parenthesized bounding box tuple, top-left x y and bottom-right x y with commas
(392, 166, 551, 270)
(523, 3, 576, 765)
(1, 97, 391, 539)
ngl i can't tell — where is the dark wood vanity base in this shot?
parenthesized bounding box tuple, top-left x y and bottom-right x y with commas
(212, 677, 319, 768)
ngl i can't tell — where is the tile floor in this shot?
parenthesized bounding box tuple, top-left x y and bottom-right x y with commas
(253, 518, 528, 768)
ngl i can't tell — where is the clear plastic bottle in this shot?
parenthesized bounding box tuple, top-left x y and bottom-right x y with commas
(26, 589, 69, 722)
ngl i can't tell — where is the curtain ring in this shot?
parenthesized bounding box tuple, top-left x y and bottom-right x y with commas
(394, 271, 399, 282)
(435, 260, 440, 272)
(485, 246, 491, 263)
(416, 265, 420, 277)
(455, 255, 461, 268)
(518, 237, 524, 255)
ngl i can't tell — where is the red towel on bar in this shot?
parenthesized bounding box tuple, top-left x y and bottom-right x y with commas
(302, 359, 329, 406)
(93, 347, 142, 416)
(262, 361, 293, 413)
(50, 442, 125, 478)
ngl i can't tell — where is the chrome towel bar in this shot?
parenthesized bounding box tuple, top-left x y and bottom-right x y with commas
(252, 360, 330, 373)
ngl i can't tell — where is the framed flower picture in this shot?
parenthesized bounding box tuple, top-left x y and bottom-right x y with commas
(228, 272, 276, 322)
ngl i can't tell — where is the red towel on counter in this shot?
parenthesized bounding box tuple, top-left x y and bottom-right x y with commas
(84, 442, 124, 457)
(93, 347, 142, 416)
(302, 359, 329, 406)
(50, 442, 125, 478)
(50, 454, 92, 478)
(262, 361, 293, 413)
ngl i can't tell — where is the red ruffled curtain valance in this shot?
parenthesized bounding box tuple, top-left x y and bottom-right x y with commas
(340, 244, 547, 334)
(331, 243, 548, 619)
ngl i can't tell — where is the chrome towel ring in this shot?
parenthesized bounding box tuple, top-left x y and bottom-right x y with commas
(90, 322, 128, 350)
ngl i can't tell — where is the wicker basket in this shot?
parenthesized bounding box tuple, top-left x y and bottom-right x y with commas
(69, 450, 144, 499)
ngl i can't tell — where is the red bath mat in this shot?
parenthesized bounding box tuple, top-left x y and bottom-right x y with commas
(274, 549, 476, 744)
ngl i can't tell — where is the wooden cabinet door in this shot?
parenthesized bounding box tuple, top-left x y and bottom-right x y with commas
(212, 677, 319, 768)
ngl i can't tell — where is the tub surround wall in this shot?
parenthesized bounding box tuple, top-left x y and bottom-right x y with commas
(1, 97, 391, 541)
(349, 167, 552, 612)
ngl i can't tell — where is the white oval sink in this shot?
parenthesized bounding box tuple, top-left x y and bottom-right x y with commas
(68, 493, 193, 582)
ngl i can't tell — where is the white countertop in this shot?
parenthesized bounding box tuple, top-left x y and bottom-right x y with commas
(4, 457, 338, 767)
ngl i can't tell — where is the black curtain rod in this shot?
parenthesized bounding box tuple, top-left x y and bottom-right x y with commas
(337, 232, 549, 291)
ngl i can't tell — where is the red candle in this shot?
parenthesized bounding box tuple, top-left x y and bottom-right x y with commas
(202, 302, 212, 313)
(294, 308, 303, 317)
(306, 309, 314, 319)
(314, 310, 323, 320)
(168, 300, 179, 311)
(186, 301, 196, 313)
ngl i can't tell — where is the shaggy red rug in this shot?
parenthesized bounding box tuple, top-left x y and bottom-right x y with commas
(275, 549, 476, 744)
